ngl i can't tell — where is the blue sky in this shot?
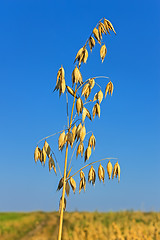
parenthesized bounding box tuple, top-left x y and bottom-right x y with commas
(0, 0, 160, 212)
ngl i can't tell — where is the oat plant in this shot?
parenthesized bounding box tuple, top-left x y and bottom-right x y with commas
(34, 17, 120, 240)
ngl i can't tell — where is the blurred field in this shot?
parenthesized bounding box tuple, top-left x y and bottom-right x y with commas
(0, 211, 160, 240)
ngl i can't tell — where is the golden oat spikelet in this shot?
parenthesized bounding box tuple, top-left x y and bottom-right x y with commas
(85, 145, 91, 162)
(82, 107, 92, 122)
(104, 19, 110, 34)
(59, 196, 66, 213)
(76, 141, 84, 158)
(117, 162, 120, 182)
(57, 177, 64, 191)
(92, 102, 100, 119)
(72, 124, 77, 142)
(70, 177, 76, 193)
(75, 123, 82, 141)
(58, 131, 65, 151)
(44, 140, 51, 158)
(82, 48, 88, 64)
(42, 146, 47, 165)
(34, 146, 39, 162)
(65, 181, 70, 197)
(100, 44, 107, 63)
(105, 81, 114, 97)
(104, 19, 116, 34)
(89, 78, 95, 89)
(76, 97, 83, 116)
(66, 85, 75, 97)
(74, 47, 84, 63)
(88, 166, 96, 185)
(82, 83, 90, 97)
(107, 160, 113, 179)
(93, 27, 101, 44)
(48, 155, 56, 174)
(80, 124, 86, 142)
(80, 170, 85, 179)
(88, 133, 96, 150)
(79, 171, 86, 193)
(89, 36, 95, 52)
(72, 66, 83, 86)
(98, 90, 103, 104)
(98, 164, 105, 183)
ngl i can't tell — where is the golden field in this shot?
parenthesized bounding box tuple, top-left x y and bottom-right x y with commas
(0, 211, 160, 240)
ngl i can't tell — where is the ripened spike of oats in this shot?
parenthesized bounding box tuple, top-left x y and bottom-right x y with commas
(105, 19, 116, 34)
(98, 164, 105, 183)
(85, 145, 91, 162)
(74, 47, 84, 63)
(89, 36, 95, 52)
(80, 125, 86, 142)
(82, 48, 88, 63)
(65, 181, 70, 197)
(67, 132, 73, 146)
(61, 78, 66, 94)
(100, 44, 107, 63)
(110, 81, 114, 96)
(72, 124, 77, 142)
(98, 90, 103, 104)
(44, 140, 51, 158)
(99, 22, 106, 34)
(61, 66, 65, 79)
(76, 97, 83, 116)
(66, 85, 75, 97)
(79, 176, 86, 193)
(72, 66, 83, 86)
(76, 142, 84, 158)
(76, 123, 82, 141)
(56, 68, 61, 86)
(92, 104, 96, 119)
(34, 146, 39, 162)
(93, 92, 98, 102)
(89, 78, 95, 89)
(59, 196, 66, 213)
(57, 177, 64, 191)
(112, 162, 118, 180)
(88, 133, 96, 150)
(88, 166, 96, 185)
(115, 162, 120, 182)
(96, 103, 100, 118)
(70, 177, 76, 193)
(58, 131, 65, 151)
(42, 146, 47, 165)
(107, 160, 113, 179)
(80, 170, 85, 179)
(84, 85, 91, 101)
(38, 147, 41, 160)
(104, 19, 110, 34)
(98, 23, 102, 40)
(82, 107, 91, 122)
(82, 83, 89, 97)
(105, 82, 110, 97)
(93, 28, 101, 44)
(49, 155, 56, 174)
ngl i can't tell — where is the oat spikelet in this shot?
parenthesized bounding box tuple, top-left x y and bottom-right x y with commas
(44, 140, 51, 158)
(59, 197, 66, 213)
(104, 19, 116, 34)
(72, 124, 77, 143)
(72, 66, 83, 86)
(80, 125, 86, 142)
(104, 19, 110, 34)
(76, 123, 82, 141)
(70, 177, 76, 193)
(76, 97, 83, 116)
(107, 160, 113, 179)
(93, 92, 98, 102)
(93, 28, 101, 44)
(54, 66, 66, 96)
(89, 36, 95, 52)
(92, 103, 100, 119)
(49, 155, 56, 174)
(65, 181, 70, 197)
(88, 166, 96, 185)
(89, 78, 95, 89)
(98, 90, 103, 104)
(105, 81, 114, 97)
(66, 85, 75, 97)
(79, 170, 86, 193)
(58, 131, 65, 151)
(88, 133, 96, 150)
(98, 164, 105, 183)
(42, 146, 47, 165)
(82, 83, 89, 97)
(76, 142, 84, 158)
(57, 177, 64, 191)
(34, 146, 39, 162)
(74, 47, 84, 64)
(100, 44, 107, 63)
(116, 162, 120, 182)
(83, 48, 88, 64)
(85, 146, 91, 162)
(82, 107, 92, 122)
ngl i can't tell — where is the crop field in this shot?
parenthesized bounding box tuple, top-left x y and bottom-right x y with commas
(0, 211, 160, 240)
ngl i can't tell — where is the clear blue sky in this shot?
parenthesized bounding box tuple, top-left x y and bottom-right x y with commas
(0, 0, 159, 212)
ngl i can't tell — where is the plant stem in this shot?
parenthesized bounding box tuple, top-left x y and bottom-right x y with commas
(57, 84, 77, 240)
